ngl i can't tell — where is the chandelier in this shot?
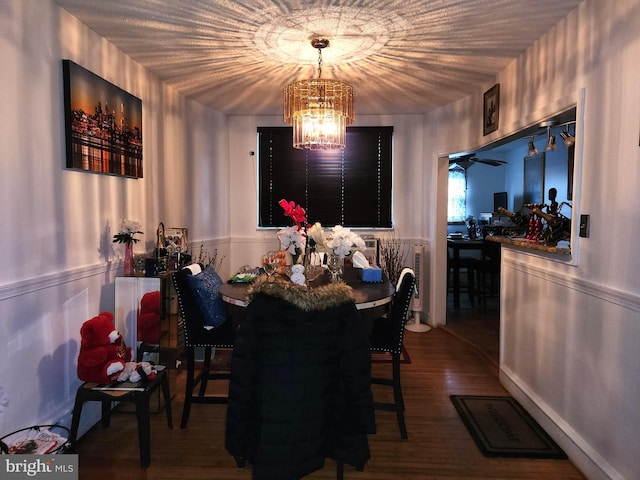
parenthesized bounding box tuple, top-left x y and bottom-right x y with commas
(284, 38, 354, 150)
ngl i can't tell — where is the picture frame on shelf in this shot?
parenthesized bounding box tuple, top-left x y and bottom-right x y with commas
(162, 227, 190, 271)
(483, 84, 500, 136)
(62, 60, 143, 178)
(165, 227, 189, 253)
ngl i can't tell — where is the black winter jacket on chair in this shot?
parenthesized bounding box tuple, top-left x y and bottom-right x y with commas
(225, 275, 376, 480)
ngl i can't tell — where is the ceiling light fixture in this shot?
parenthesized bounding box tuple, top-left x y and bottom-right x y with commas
(559, 123, 576, 147)
(545, 126, 556, 151)
(527, 137, 539, 156)
(284, 38, 354, 150)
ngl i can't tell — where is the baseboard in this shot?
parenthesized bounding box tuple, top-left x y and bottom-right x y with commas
(500, 365, 621, 480)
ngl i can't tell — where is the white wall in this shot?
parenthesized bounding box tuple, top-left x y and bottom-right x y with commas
(465, 163, 507, 217)
(0, 0, 229, 438)
(428, 1, 640, 478)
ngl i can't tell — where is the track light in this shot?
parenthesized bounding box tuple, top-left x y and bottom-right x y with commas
(545, 126, 556, 151)
(527, 137, 539, 156)
(559, 126, 575, 147)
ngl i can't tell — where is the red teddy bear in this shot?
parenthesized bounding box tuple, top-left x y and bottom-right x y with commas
(77, 311, 131, 384)
(137, 291, 160, 345)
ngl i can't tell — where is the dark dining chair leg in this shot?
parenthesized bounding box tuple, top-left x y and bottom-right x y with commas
(198, 346, 212, 397)
(181, 347, 196, 428)
(453, 250, 461, 308)
(392, 354, 408, 439)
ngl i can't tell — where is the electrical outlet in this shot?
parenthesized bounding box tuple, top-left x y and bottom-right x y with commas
(579, 214, 590, 237)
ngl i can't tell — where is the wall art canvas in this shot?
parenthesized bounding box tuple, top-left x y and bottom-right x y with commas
(63, 60, 143, 178)
(483, 84, 500, 136)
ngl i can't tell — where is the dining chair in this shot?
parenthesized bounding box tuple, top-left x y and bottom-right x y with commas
(225, 275, 375, 479)
(368, 268, 416, 439)
(171, 264, 236, 428)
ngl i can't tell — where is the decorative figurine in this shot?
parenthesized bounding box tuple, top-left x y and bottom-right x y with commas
(290, 264, 306, 286)
(497, 206, 529, 237)
(547, 187, 559, 214)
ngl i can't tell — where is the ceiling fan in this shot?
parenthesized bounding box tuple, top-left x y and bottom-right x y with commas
(449, 154, 507, 169)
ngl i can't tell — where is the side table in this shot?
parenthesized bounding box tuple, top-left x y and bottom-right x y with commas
(69, 368, 173, 468)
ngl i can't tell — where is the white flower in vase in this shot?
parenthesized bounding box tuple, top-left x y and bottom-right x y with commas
(308, 222, 326, 248)
(326, 225, 366, 259)
(277, 225, 307, 257)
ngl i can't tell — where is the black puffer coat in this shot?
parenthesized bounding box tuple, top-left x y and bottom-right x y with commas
(225, 276, 376, 480)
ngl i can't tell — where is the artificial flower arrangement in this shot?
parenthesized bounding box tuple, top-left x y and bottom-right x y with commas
(113, 219, 143, 275)
(277, 199, 365, 261)
(112, 219, 143, 244)
(325, 225, 366, 259)
(276, 199, 307, 261)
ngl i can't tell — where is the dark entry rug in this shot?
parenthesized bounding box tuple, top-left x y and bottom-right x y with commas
(450, 395, 567, 459)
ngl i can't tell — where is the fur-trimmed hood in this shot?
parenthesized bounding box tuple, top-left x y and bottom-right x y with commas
(248, 275, 354, 312)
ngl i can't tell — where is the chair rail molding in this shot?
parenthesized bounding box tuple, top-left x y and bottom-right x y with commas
(502, 256, 640, 312)
(0, 263, 114, 301)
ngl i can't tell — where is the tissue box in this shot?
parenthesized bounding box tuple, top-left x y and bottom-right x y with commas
(359, 267, 382, 283)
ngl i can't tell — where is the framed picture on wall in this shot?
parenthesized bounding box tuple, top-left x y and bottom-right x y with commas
(483, 84, 500, 136)
(62, 60, 143, 178)
(523, 153, 545, 205)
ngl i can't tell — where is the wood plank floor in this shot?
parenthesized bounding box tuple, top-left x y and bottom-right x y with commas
(73, 319, 586, 480)
(442, 292, 501, 371)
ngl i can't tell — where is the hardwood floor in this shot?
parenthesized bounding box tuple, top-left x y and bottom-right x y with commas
(442, 291, 501, 371)
(73, 317, 586, 480)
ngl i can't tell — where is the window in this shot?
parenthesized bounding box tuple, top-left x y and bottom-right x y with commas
(258, 126, 393, 228)
(448, 164, 466, 222)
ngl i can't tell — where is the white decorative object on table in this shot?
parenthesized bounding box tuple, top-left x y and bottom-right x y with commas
(290, 264, 306, 286)
(326, 225, 366, 258)
(351, 251, 370, 268)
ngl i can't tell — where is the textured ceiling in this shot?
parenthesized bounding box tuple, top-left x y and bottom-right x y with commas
(52, 0, 582, 116)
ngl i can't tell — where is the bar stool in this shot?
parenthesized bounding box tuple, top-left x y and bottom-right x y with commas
(472, 240, 501, 305)
(447, 246, 477, 306)
(69, 369, 173, 468)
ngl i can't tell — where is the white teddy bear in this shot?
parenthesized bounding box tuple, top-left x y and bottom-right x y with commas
(116, 361, 156, 383)
(290, 264, 306, 286)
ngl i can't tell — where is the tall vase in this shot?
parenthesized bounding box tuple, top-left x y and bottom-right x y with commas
(327, 253, 344, 283)
(124, 242, 134, 276)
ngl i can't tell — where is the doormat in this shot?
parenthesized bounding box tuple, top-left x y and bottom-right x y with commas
(371, 346, 411, 364)
(450, 395, 567, 459)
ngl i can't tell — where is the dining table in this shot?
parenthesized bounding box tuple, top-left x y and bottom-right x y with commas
(447, 237, 484, 308)
(219, 266, 395, 324)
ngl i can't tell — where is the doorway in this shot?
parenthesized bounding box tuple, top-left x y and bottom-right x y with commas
(435, 107, 577, 367)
